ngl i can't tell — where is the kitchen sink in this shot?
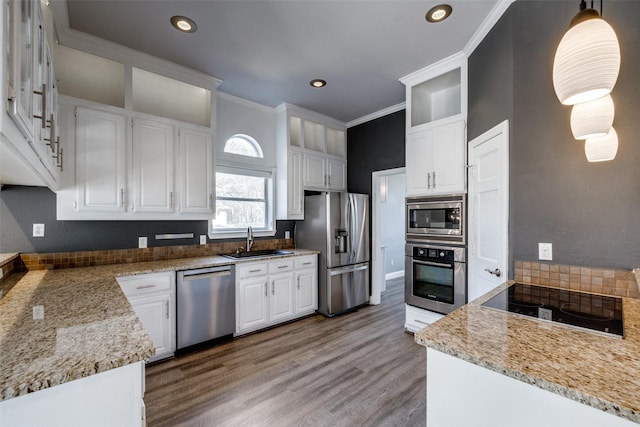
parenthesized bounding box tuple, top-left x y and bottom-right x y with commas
(222, 249, 293, 259)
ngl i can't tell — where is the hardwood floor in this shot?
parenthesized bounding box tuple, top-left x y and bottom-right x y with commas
(145, 277, 426, 426)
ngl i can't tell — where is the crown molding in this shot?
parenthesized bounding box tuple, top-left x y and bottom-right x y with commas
(463, 0, 516, 56)
(346, 103, 406, 129)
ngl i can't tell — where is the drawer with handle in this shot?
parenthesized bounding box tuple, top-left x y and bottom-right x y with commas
(295, 255, 317, 270)
(116, 272, 174, 297)
(269, 259, 294, 274)
(237, 262, 268, 279)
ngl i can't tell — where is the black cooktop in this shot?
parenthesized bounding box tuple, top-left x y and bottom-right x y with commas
(482, 283, 624, 338)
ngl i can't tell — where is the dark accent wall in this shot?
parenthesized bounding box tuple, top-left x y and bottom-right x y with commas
(0, 185, 294, 253)
(346, 110, 406, 195)
(469, 0, 640, 270)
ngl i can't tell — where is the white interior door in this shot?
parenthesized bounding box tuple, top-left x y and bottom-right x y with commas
(468, 120, 509, 302)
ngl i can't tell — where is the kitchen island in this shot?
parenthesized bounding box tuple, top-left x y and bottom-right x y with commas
(0, 250, 316, 426)
(415, 281, 640, 426)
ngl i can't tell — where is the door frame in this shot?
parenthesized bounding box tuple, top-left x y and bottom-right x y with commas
(468, 120, 510, 296)
(370, 167, 406, 305)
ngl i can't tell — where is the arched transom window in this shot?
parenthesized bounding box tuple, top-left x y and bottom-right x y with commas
(223, 134, 263, 158)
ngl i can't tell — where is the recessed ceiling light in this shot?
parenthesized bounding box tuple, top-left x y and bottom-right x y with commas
(170, 16, 197, 33)
(310, 79, 327, 88)
(426, 4, 452, 23)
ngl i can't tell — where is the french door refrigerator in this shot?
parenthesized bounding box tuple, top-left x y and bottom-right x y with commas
(296, 192, 370, 317)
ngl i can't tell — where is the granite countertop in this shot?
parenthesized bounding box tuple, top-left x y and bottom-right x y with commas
(0, 249, 318, 402)
(415, 281, 640, 423)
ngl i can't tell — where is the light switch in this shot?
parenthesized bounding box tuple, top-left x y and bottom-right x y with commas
(138, 237, 148, 249)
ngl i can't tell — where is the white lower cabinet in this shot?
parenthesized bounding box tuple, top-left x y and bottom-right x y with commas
(295, 256, 318, 315)
(236, 254, 317, 336)
(116, 272, 176, 362)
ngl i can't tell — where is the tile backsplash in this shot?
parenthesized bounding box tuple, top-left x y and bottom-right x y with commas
(514, 260, 639, 299)
(18, 238, 293, 271)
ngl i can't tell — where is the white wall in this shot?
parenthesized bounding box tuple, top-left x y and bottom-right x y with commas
(215, 92, 277, 169)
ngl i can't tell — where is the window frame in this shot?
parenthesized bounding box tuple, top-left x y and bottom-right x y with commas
(209, 165, 276, 239)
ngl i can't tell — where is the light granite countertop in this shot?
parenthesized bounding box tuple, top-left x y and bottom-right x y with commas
(0, 249, 318, 402)
(415, 281, 640, 424)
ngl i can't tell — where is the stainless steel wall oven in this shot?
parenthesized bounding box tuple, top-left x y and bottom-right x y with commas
(406, 194, 465, 245)
(405, 242, 466, 314)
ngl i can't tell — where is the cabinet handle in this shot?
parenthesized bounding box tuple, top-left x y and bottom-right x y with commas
(32, 84, 47, 128)
(120, 188, 125, 208)
(415, 319, 429, 326)
(433, 171, 436, 188)
(136, 284, 156, 290)
(302, 262, 312, 266)
(250, 269, 262, 273)
(278, 265, 288, 269)
(272, 280, 275, 295)
(209, 193, 213, 209)
(327, 175, 331, 187)
(52, 145, 63, 171)
(427, 172, 431, 189)
(165, 300, 169, 319)
(170, 192, 174, 209)
(264, 282, 268, 297)
(45, 113, 56, 152)
(297, 276, 300, 289)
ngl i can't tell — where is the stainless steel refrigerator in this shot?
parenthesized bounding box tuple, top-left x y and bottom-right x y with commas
(296, 192, 370, 317)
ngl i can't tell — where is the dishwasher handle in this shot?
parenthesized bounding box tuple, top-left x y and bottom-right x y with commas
(180, 267, 233, 281)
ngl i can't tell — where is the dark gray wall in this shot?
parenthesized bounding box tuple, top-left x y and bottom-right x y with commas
(346, 110, 406, 195)
(469, 0, 640, 270)
(0, 185, 294, 253)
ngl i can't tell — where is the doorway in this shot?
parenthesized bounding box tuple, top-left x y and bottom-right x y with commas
(371, 167, 406, 305)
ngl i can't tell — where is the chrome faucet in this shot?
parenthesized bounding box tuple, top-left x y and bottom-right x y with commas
(246, 226, 254, 252)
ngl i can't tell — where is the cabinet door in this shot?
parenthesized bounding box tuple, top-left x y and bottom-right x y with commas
(75, 107, 127, 212)
(237, 277, 270, 333)
(326, 158, 346, 191)
(132, 118, 175, 213)
(179, 127, 213, 213)
(7, 0, 35, 137)
(270, 272, 295, 323)
(295, 269, 318, 315)
(129, 293, 174, 362)
(405, 128, 433, 196)
(303, 153, 326, 190)
(287, 149, 304, 219)
(431, 120, 466, 194)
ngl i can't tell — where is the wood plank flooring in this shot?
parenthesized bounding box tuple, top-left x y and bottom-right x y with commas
(145, 278, 426, 426)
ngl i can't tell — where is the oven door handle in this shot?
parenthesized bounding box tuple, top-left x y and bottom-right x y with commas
(413, 259, 453, 269)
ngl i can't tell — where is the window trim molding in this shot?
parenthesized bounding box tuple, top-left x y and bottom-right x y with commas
(209, 165, 276, 239)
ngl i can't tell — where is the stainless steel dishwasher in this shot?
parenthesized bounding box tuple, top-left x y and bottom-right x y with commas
(176, 266, 235, 350)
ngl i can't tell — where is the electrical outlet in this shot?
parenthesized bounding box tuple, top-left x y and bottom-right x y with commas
(285, 231, 291, 239)
(138, 237, 148, 249)
(538, 243, 553, 261)
(33, 223, 45, 237)
(200, 235, 207, 245)
(33, 305, 44, 320)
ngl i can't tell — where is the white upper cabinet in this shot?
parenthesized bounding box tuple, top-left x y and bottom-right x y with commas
(179, 128, 214, 214)
(276, 103, 347, 220)
(75, 107, 127, 212)
(132, 118, 175, 213)
(53, 38, 219, 220)
(1, 0, 61, 189)
(401, 53, 468, 196)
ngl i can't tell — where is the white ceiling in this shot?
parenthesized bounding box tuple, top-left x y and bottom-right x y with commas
(54, 0, 501, 124)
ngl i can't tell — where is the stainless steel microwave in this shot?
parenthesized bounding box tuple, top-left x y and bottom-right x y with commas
(406, 194, 465, 245)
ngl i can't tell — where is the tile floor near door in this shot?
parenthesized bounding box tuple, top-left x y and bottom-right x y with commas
(145, 277, 425, 426)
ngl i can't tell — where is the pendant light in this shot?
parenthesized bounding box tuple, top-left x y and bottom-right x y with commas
(585, 127, 618, 162)
(570, 94, 614, 140)
(552, 1, 620, 105)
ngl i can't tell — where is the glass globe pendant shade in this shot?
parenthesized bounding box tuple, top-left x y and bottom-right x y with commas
(584, 127, 618, 162)
(553, 18, 620, 105)
(570, 94, 614, 140)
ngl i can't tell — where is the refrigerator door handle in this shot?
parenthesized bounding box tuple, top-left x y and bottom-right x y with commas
(329, 264, 369, 276)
